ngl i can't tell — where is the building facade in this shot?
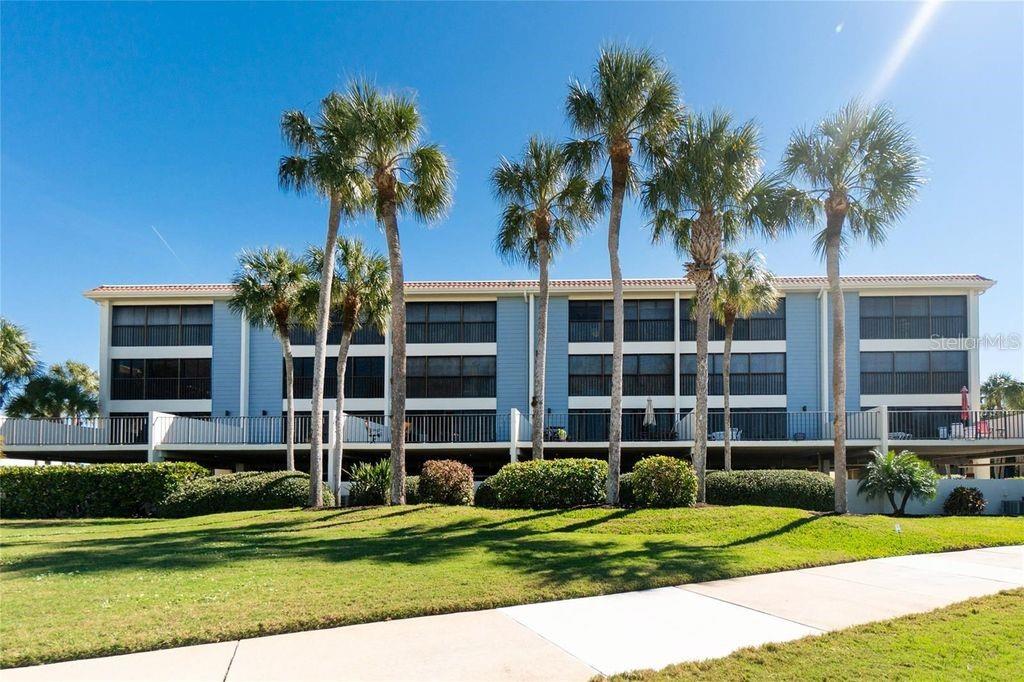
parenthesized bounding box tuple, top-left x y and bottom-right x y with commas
(4, 273, 1022, 478)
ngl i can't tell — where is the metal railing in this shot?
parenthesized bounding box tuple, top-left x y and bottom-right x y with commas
(680, 373, 785, 396)
(861, 371, 968, 395)
(407, 321, 496, 344)
(860, 316, 967, 340)
(887, 409, 1024, 441)
(407, 376, 496, 399)
(568, 319, 674, 343)
(289, 376, 384, 400)
(112, 324, 212, 346)
(111, 377, 211, 400)
(680, 317, 785, 342)
(0, 416, 149, 446)
(287, 325, 384, 346)
(568, 374, 674, 397)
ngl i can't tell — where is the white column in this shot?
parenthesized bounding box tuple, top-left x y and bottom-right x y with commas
(968, 290, 981, 411)
(239, 312, 250, 417)
(877, 404, 889, 456)
(509, 408, 520, 463)
(98, 301, 111, 417)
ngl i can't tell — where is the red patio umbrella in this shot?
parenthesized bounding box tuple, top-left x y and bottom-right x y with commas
(960, 386, 970, 423)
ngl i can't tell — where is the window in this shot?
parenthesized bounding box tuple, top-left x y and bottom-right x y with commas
(563, 408, 676, 442)
(680, 298, 785, 341)
(406, 302, 496, 343)
(111, 305, 213, 346)
(406, 356, 496, 398)
(860, 351, 968, 394)
(287, 356, 384, 399)
(110, 358, 211, 400)
(680, 353, 786, 395)
(860, 296, 967, 339)
(568, 354, 673, 396)
(568, 300, 674, 342)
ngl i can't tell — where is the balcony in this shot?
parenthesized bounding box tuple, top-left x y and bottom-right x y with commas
(860, 371, 968, 395)
(568, 319, 674, 343)
(680, 317, 785, 342)
(568, 374, 674, 397)
(110, 377, 211, 400)
(860, 315, 967, 340)
(406, 321, 495, 344)
(287, 325, 384, 346)
(679, 373, 785, 396)
(112, 324, 212, 347)
(289, 376, 385, 400)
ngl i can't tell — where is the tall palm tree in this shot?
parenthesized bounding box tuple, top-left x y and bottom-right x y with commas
(336, 81, 454, 505)
(1, 318, 38, 409)
(492, 137, 595, 459)
(279, 93, 369, 506)
(712, 250, 778, 471)
(229, 248, 309, 471)
(300, 237, 391, 503)
(7, 362, 98, 421)
(783, 101, 923, 513)
(565, 45, 680, 504)
(644, 110, 799, 502)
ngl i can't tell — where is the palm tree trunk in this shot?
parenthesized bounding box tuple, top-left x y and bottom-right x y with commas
(308, 195, 342, 507)
(825, 213, 848, 514)
(531, 238, 550, 459)
(382, 206, 407, 505)
(723, 318, 734, 472)
(282, 335, 296, 471)
(693, 275, 712, 503)
(331, 327, 353, 504)
(606, 154, 628, 505)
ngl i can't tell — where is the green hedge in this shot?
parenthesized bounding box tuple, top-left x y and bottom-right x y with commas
(157, 471, 332, 517)
(419, 460, 474, 505)
(618, 472, 636, 507)
(0, 462, 208, 518)
(487, 458, 607, 509)
(474, 478, 497, 507)
(631, 456, 697, 508)
(706, 469, 834, 511)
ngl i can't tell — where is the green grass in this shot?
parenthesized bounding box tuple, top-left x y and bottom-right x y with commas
(1, 505, 1021, 668)
(609, 589, 1024, 681)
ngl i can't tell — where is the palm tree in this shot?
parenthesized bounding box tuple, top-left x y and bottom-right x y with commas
(337, 81, 454, 505)
(300, 237, 390, 503)
(229, 248, 309, 471)
(492, 137, 595, 459)
(712, 250, 778, 471)
(783, 101, 924, 513)
(981, 373, 1024, 411)
(644, 110, 799, 503)
(279, 92, 369, 507)
(7, 362, 98, 421)
(565, 45, 680, 504)
(1, 318, 38, 409)
(858, 449, 938, 516)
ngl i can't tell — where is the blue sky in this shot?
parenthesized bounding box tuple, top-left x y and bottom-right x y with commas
(2, 1, 1022, 378)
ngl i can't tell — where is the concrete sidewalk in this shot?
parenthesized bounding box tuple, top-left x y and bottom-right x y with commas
(7, 546, 1022, 681)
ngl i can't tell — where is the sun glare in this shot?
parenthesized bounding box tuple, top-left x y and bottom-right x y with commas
(866, 0, 944, 102)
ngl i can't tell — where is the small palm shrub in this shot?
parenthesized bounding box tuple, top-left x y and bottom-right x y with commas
(943, 486, 986, 515)
(630, 456, 697, 508)
(348, 460, 392, 506)
(157, 471, 333, 517)
(419, 460, 474, 505)
(707, 470, 834, 512)
(487, 458, 607, 508)
(857, 449, 939, 516)
(404, 476, 420, 504)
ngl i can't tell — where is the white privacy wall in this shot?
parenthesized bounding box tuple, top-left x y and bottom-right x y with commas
(848, 479, 1024, 515)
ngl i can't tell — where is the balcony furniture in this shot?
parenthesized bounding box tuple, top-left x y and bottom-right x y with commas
(938, 426, 949, 440)
(889, 432, 912, 440)
(710, 428, 741, 441)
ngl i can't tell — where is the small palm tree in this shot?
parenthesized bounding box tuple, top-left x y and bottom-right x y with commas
(644, 111, 799, 503)
(981, 373, 1024, 411)
(279, 93, 369, 505)
(858, 449, 938, 516)
(299, 237, 390, 503)
(712, 250, 778, 471)
(1, 318, 39, 409)
(492, 137, 595, 460)
(7, 362, 98, 421)
(784, 101, 924, 513)
(229, 248, 309, 471)
(565, 45, 681, 504)
(338, 80, 454, 505)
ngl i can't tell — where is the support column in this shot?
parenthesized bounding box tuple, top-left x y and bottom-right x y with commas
(509, 408, 520, 463)
(877, 404, 889, 456)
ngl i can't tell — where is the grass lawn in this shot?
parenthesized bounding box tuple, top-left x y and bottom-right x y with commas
(1, 505, 1022, 668)
(609, 588, 1024, 681)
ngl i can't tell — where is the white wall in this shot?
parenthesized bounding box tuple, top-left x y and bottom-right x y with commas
(848, 478, 1024, 516)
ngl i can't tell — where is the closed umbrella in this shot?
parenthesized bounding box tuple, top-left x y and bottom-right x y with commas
(643, 398, 656, 438)
(961, 386, 970, 423)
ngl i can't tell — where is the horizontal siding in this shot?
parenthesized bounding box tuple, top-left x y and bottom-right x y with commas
(785, 293, 820, 413)
(496, 297, 529, 416)
(211, 302, 240, 416)
(248, 325, 283, 418)
(544, 297, 569, 415)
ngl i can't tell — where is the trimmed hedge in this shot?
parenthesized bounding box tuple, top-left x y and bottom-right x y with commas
(0, 462, 208, 518)
(943, 486, 986, 515)
(631, 456, 697, 508)
(487, 458, 607, 509)
(474, 478, 497, 507)
(618, 472, 636, 507)
(707, 469, 834, 512)
(419, 460, 474, 505)
(157, 471, 333, 517)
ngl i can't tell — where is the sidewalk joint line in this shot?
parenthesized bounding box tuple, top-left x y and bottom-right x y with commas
(497, 610, 603, 677)
(221, 640, 240, 682)
(674, 586, 827, 633)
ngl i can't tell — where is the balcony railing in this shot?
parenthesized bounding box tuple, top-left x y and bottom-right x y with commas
(407, 321, 496, 344)
(680, 373, 785, 396)
(568, 319, 674, 343)
(0, 416, 149, 446)
(860, 316, 967, 340)
(887, 409, 1024, 441)
(860, 371, 968, 395)
(112, 324, 212, 347)
(569, 374, 674, 397)
(680, 317, 785, 342)
(287, 325, 385, 346)
(110, 377, 211, 400)
(289, 376, 384, 400)
(407, 376, 496, 399)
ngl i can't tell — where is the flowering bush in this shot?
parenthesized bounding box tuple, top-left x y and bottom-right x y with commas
(419, 459, 474, 505)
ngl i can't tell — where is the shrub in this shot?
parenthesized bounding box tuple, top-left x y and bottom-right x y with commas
(707, 469, 834, 512)
(487, 458, 607, 509)
(943, 486, 987, 515)
(419, 460, 474, 505)
(348, 460, 392, 506)
(157, 470, 332, 517)
(404, 476, 420, 504)
(0, 462, 208, 518)
(474, 477, 497, 507)
(618, 472, 636, 507)
(858, 449, 939, 516)
(631, 456, 697, 508)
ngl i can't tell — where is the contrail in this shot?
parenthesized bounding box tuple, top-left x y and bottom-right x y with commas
(151, 225, 186, 268)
